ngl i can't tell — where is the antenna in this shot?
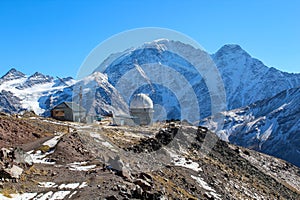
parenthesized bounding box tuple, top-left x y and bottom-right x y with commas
(78, 86, 83, 123)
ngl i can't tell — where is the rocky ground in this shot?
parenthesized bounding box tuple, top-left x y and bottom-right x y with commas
(0, 113, 67, 148)
(0, 115, 300, 199)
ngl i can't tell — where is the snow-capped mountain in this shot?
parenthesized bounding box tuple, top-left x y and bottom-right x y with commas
(0, 40, 299, 168)
(0, 68, 25, 84)
(16, 72, 54, 89)
(2, 40, 299, 120)
(94, 39, 300, 121)
(39, 72, 128, 117)
(201, 86, 300, 167)
(0, 90, 25, 113)
(0, 69, 76, 114)
(0, 68, 128, 116)
(92, 39, 300, 167)
(213, 44, 300, 110)
(95, 39, 220, 121)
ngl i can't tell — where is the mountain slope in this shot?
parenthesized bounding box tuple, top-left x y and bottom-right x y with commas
(2, 41, 299, 120)
(95, 40, 300, 120)
(0, 69, 129, 117)
(38, 72, 129, 117)
(0, 69, 76, 115)
(69, 72, 128, 116)
(0, 68, 26, 84)
(1, 117, 300, 199)
(0, 90, 25, 113)
(201, 86, 300, 167)
(212, 44, 300, 109)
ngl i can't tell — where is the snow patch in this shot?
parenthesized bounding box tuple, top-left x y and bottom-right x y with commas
(58, 183, 80, 190)
(191, 175, 221, 199)
(89, 132, 104, 140)
(0, 193, 37, 200)
(169, 151, 202, 172)
(79, 182, 88, 189)
(68, 191, 77, 199)
(46, 191, 70, 200)
(38, 182, 57, 188)
(67, 162, 96, 171)
(27, 133, 64, 164)
(102, 141, 114, 148)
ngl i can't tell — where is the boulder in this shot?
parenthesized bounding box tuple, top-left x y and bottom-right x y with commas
(134, 178, 152, 191)
(3, 165, 23, 179)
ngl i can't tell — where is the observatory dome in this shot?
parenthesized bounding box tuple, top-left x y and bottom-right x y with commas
(130, 93, 153, 109)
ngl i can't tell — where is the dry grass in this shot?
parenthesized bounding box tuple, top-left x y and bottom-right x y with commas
(0, 187, 17, 198)
(24, 165, 48, 176)
(37, 145, 51, 153)
(152, 174, 197, 199)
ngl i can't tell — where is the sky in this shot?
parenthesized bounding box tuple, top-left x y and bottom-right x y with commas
(0, 0, 299, 79)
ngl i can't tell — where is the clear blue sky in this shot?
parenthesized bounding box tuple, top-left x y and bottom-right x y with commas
(0, 0, 299, 78)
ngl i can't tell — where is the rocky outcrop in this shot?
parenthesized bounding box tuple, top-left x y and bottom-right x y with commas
(0, 90, 24, 114)
(0, 148, 24, 180)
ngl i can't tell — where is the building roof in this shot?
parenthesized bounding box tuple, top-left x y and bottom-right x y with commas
(130, 93, 153, 109)
(65, 102, 86, 112)
(53, 102, 86, 112)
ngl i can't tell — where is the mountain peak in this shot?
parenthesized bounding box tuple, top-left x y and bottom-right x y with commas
(15, 71, 54, 90)
(1, 68, 26, 81)
(29, 72, 46, 78)
(214, 44, 251, 58)
(27, 72, 53, 81)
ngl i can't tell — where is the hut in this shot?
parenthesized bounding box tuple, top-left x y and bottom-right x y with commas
(51, 102, 86, 122)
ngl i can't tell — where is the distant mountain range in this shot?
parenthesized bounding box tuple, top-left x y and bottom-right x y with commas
(0, 39, 299, 167)
(0, 69, 127, 117)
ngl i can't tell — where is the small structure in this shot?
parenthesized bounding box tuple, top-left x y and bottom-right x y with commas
(51, 102, 86, 122)
(113, 114, 137, 126)
(130, 93, 154, 125)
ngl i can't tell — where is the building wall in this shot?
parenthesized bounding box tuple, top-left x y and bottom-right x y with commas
(64, 108, 74, 121)
(51, 102, 87, 122)
(51, 107, 73, 121)
(113, 116, 136, 126)
(73, 111, 86, 122)
(130, 108, 153, 125)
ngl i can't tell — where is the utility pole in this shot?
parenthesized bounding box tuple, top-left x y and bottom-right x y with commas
(79, 86, 82, 123)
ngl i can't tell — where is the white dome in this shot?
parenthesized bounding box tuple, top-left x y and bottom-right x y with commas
(130, 93, 153, 109)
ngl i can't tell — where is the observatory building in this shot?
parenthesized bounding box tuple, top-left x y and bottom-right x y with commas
(130, 93, 154, 125)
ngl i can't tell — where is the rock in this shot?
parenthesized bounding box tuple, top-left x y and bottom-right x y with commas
(0, 148, 11, 160)
(139, 172, 153, 183)
(0, 112, 9, 116)
(3, 165, 23, 179)
(243, 150, 251, 156)
(196, 126, 207, 142)
(121, 168, 132, 182)
(32, 132, 41, 138)
(155, 128, 177, 145)
(131, 185, 143, 199)
(112, 185, 118, 191)
(134, 178, 152, 191)
(108, 155, 124, 171)
(14, 147, 33, 165)
(106, 195, 119, 200)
